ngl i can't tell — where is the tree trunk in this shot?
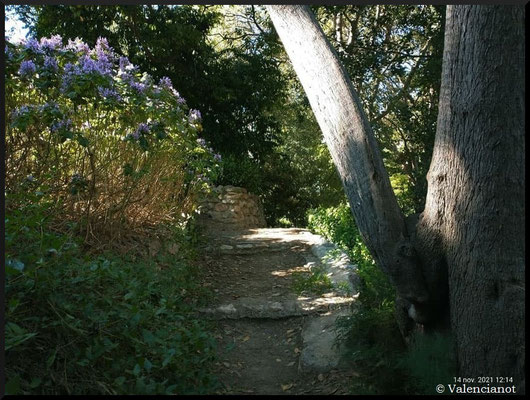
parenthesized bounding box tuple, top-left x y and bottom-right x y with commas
(267, 4, 525, 392)
(266, 5, 429, 306)
(415, 5, 525, 391)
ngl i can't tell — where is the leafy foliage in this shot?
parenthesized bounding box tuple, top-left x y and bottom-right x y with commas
(292, 265, 334, 296)
(5, 36, 219, 245)
(5, 194, 219, 395)
(397, 332, 457, 394)
(313, 5, 445, 213)
(14, 5, 286, 197)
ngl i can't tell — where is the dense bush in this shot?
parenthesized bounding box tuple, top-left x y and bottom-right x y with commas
(5, 36, 220, 245)
(5, 195, 219, 394)
(5, 35, 221, 395)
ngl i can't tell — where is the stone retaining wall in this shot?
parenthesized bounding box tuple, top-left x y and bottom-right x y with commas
(198, 185, 267, 229)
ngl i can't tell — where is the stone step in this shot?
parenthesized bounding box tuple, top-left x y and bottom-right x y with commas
(201, 241, 299, 255)
(197, 295, 355, 320)
(299, 309, 351, 372)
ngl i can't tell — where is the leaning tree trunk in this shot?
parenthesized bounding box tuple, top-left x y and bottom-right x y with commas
(266, 5, 429, 307)
(268, 4, 525, 392)
(415, 5, 525, 391)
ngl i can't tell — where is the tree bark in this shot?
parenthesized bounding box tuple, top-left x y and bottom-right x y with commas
(266, 5, 429, 304)
(268, 4, 525, 392)
(415, 5, 525, 391)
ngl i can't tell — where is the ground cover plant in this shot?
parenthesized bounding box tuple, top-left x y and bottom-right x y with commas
(5, 36, 221, 395)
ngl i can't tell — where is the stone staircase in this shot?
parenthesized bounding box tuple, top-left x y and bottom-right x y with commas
(198, 226, 360, 372)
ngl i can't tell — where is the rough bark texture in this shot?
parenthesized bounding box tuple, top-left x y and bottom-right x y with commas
(415, 5, 525, 391)
(268, 4, 525, 391)
(266, 5, 428, 305)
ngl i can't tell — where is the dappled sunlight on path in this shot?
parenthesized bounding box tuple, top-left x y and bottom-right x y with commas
(197, 226, 360, 394)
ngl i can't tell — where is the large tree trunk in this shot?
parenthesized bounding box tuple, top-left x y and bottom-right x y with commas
(415, 5, 525, 391)
(267, 4, 525, 392)
(266, 5, 429, 305)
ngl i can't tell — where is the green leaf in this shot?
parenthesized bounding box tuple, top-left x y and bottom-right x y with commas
(6, 258, 25, 272)
(143, 358, 153, 372)
(165, 384, 178, 394)
(162, 348, 176, 367)
(5, 376, 21, 395)
(114, 376, 126, 386)
(142, 329, 156, 346)
(132, 363, 141, 376)
(46, 350, 57, 369)
(30, 377, 42, 388)
(76, 134, 89, 147)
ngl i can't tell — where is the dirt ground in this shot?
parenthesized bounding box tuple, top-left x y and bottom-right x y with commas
(197, 228, 358, 395)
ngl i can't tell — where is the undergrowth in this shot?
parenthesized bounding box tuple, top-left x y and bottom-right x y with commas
(291, 265, 334, 296)
(307, 201, 456, 394)
(5, 192, 220, 395)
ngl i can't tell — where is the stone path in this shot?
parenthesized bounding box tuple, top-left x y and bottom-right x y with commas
(197, 227, 361, 394)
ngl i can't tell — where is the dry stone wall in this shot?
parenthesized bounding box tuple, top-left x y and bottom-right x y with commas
(198, 185, 267, 229)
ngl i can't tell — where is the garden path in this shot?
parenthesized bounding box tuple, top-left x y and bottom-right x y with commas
(197, 226, 360, 395)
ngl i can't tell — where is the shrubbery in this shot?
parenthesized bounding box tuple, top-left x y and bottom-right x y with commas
(5, 35, 220, 245)
(5, 36, 221, 394)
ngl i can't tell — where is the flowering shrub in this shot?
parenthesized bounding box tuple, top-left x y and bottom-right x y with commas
(5, 35, 220, 243)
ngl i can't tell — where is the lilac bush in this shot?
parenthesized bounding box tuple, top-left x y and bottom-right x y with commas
(5, 35, 221, 234)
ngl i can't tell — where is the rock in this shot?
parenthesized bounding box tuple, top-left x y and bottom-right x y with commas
(218, 304, 237, 314)
(214, 203, 229, 212)
(299, 310, 350, 372)
(220, 244, 234, 250)
(197, 185, 267, 230)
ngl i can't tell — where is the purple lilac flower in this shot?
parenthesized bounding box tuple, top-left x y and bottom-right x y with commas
(98, 86, 122, 102)
(128, 123, 150, 140)
(214, 153, 222, 162)
(19, 60, 36, 77)
(94, 37, 111, 53)
(130, 81, 147, 93)
(65, 37, 90, 54)
(159, 76, 173, 89)
(177, 97, 186, 105)
(43, 56, 58, 71)
(136, 123, 150, 136)
(119, 56, 131, 71)
(92, 37, 114, 74)
(60, 62, 79, 92)
(78, 55, 100, 74)
(23, 38, 42, 54)
(40, 35, 62, 51)
(40, 101, 60, 115)
(5, 45, 12, 60)
(189, 109, 202, 123)
(51, 118, 73, 133)
(13, 105, 31, 118)
(196, 138, 206, 147)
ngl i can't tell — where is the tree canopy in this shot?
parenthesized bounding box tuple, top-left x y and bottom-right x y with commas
(10, 4, 445, 224)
